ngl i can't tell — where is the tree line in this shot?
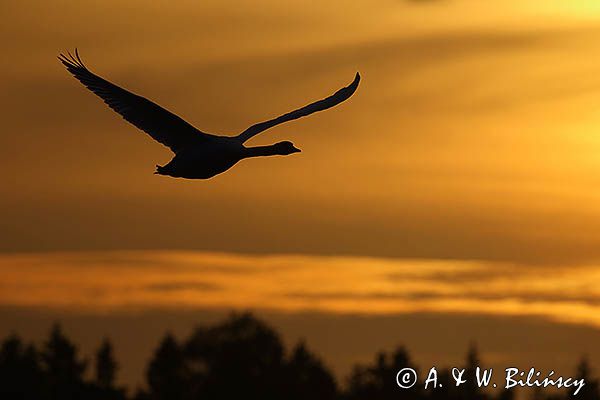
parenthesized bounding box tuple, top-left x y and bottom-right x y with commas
(0, 313, 597, 400)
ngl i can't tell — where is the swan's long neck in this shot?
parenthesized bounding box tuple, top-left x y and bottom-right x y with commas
(243, 145, 281, 158)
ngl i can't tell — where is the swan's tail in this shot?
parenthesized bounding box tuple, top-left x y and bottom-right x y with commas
(154, 164, 166, 175)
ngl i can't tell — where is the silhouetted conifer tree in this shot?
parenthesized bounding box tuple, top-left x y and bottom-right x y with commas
(428, 368, 459, 400)
(285, 340, 338, 400)
(495, 388, 514, 400)
(146, 333, 188, 400)
(0, 334, 45, 399)
(570, 357, 599, 400)
(346, 345, 421, 400)
(91, 337, 125, 400)
(41, 323, 88, 400)
(462, 343, 485, 400)
(95, 338, 117, 388)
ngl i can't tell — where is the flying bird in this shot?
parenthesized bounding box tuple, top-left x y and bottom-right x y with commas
(58, 50, 360, 179)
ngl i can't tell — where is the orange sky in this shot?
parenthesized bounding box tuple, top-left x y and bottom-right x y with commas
(3, 0, 600, 392)
(3, 1, 600, 263)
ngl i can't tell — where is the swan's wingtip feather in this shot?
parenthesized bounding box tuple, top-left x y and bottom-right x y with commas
(57, 48, 87, 70)
(345, 71, 360, 94)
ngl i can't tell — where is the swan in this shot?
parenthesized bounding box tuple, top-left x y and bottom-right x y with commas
(58, 50, 360, 179)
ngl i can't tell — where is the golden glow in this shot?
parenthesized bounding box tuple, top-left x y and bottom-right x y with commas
(3, 251, 600, 328)
(2, 0, 600, 340)
(4, 2, 600, 389)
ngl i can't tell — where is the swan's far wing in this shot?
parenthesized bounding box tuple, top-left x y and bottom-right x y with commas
(59, 50, 213, 153)
(237, 72, 360, 143)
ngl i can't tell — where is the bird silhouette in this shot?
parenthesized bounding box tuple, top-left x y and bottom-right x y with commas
(58, 50, 360, 179)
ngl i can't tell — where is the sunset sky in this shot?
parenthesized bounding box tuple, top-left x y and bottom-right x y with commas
(3, 0, 600, 392)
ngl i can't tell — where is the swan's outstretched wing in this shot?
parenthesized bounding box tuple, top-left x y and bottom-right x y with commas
(237, 72, 360, 143)
(58, 50, 214, 153)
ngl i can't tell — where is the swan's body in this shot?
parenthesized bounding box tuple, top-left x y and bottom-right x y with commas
(157, 137, 245, 179)
(58, 50, 359, 179)
(156, 138, 299, 179)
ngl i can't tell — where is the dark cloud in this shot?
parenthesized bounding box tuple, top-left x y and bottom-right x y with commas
(285, 288, 600, 306)
(385, 262, 551, 283)
(144, 281, 222, 292)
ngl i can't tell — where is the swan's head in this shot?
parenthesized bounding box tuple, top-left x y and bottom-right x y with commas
(275, 141, 301, 155)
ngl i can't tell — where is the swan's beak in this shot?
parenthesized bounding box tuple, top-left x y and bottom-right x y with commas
(292, 146, 301, 153)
